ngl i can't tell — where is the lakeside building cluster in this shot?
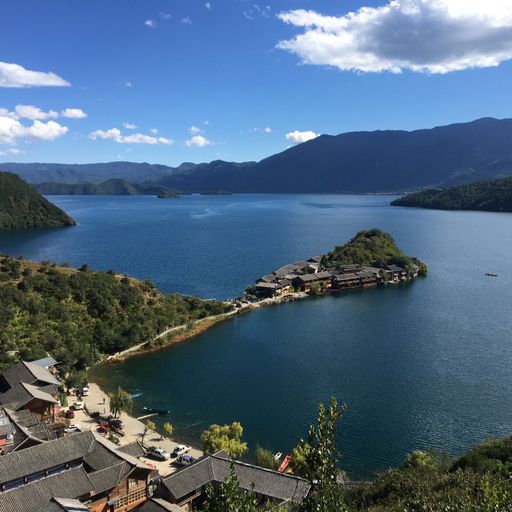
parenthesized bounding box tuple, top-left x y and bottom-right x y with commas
(253, 256, 419, 298)
(0, 360, 311, 512)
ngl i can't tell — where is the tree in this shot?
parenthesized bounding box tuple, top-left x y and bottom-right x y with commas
(255, 445, 279, 471)
(141, 419, 156, 445)
(108, 386, 133, 418)
(299, 397, 348, 512)
(202, 464, 259, 512)
(163, 422, 174, 441)
(201, 422, 248, 458)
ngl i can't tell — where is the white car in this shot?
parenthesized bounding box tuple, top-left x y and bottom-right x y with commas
(65, 424, 81, 433)
(147, 446, 171, 461)
(82, 387, 90, 396)
(73, 401, 84, 410)
(171, 444, 191, 458)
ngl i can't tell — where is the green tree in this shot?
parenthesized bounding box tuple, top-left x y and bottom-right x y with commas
(255, 445, 279, 471)
(163, 422, 174, 441)
(300, 397, 348, 512)
(201, 422, 248, 458)
(108, 386, 133, 418)
(202, 464, 259, 512)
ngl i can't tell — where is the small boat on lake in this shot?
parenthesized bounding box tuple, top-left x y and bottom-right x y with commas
(278, 454, 291, 473)
(130, 392, 143, 399)
(143, 406, 170, 415)
(274, 452, 282, 461)
(485, 273, 498, 277)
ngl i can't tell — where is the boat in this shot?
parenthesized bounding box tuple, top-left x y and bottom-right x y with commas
(130, 392, 143, 399)
(143, 406, 170, 415)
(278, 454, 291, 473)
(274, 452, 283, 461)
(485, 273, 498, 277)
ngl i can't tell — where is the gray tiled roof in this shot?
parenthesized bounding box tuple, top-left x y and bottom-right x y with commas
(30, 357, 59, 369)
(118, 441, 146, 458)
(135, 498, 186, 511)
(162, 453, 310, 504)
(22, 362, 60, 386)
(294, 271, 333, 283)
(0, 466, 94, 512)
(87, 461, 133, 493)
(0, 430, 147, 485)
(46, 497, 89, 512)
(2, 362, 60, 389)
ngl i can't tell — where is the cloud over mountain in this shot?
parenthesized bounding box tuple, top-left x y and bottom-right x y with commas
(277, 0, 512, 74)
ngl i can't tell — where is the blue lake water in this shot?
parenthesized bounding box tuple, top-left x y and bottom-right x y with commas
(1, 194, 512, 478)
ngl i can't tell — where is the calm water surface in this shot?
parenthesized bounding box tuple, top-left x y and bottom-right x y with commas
(1, 194, 511, 478)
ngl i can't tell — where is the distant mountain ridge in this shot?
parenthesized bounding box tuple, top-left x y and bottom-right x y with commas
(3, 117, 512, 193)
(0, 172, 75, 230)
(34, 179, 182, 196)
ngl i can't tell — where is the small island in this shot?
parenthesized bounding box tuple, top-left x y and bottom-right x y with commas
(200, 190, 232, 195)
(248, 229, 427, 298)
(0, 172, 76, 230)
(157, 192, 180, 199)
(391, 177, 512, 212)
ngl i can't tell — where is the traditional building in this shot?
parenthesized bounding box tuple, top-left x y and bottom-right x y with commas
(160, 451, 310, 511)
(292, 271, 333, 293)
(0, 430, 157, 512)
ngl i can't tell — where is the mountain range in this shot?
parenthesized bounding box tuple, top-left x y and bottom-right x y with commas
(2, 117, 512, 194)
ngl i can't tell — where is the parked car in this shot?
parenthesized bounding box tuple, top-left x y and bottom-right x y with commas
(175, 454, 195, 467)
(73, 401, 84, 410)
(147, 446, 171, 461)
(65, 409, 75, 419)
(82, 386, 90, 396)
(109, 418, 124, 430)
(171, 444, 191, 458)
(64, 424, 81, 433)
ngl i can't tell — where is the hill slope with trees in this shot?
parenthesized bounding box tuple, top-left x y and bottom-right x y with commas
(391, 177, 512, 212)
(0, 172, 75, 230)
(0, 256, 232, 377)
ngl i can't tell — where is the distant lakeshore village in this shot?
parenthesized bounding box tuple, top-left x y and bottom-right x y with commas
(251, 257, 420, 299)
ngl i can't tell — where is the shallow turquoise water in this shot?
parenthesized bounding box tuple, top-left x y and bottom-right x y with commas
(1, 194, 512, 478)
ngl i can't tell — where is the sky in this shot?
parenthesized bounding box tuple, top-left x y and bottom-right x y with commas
(1, 0, 512, 166)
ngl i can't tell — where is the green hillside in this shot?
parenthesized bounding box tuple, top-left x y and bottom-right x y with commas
(392, 177, 512, 212)
(0, 256, 233, 375)
(323, 229, 427, 275)
(0, 172, 76, 229)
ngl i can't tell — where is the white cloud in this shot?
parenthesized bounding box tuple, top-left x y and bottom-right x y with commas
(205, 2, 212, 10)
(15, 105, 59, 120)
(61, 108, 87, 119)
(124, 81, 133, 88)
(189, 125, 203, 134)
(252, 126, 273, 133)
(0, 61, 70, 88)
(89, 127, 174, 145)
(264, 127, 272, 133)
(123, 122, 137, 130)
(28, 120, 68, 140)
(150, 128, 158, 134)
(144, 19, 156, 28)
(0, 115, 68, 144)
(203, 120, 209, 125)
(285, 130, 319, 145)
(244, 4, 271, 20)
(160, 13, 172, 20)
(0, 147, 23, 156)
(186, 135, 213, 147)
(182, 16, 192, 24)
(277, 1, 512, 74)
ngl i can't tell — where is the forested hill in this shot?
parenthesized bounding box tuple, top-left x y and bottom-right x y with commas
(323, 229, 428, 274)
(0, 172, 76, 230)
(391, 177, 512, 212)
(34, 178, 182, 196)
(0, 256, 233, 377)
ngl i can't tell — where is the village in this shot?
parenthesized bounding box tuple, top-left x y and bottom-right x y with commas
(250, 255, 420, 299)
(0, 358, 311, 512)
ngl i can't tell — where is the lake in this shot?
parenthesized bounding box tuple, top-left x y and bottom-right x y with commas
(1, 194, 511, 478)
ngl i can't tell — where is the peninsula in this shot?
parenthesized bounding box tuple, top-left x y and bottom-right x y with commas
(391, 177, 512, 212)
(249, 229, 427, 298)
(0, 172, 76, 230)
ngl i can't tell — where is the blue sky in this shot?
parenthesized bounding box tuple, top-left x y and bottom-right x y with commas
(1, 0, 512, 166)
